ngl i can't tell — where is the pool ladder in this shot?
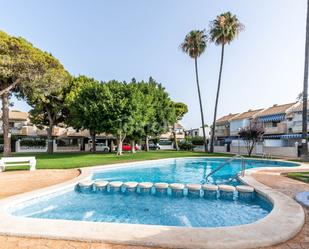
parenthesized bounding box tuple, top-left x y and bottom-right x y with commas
(201, 155, 246, 184)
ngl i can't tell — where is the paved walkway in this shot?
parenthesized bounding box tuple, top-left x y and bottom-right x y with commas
(252, 169, 309, 249)
(0, 169, 80, 199)
(0, 168, 308, 248)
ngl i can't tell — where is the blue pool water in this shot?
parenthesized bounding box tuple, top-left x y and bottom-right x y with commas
(93, 158, 298, 184)
(11, 158, 298, 227)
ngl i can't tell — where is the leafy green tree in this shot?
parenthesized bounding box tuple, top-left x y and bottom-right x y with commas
(209, 12, 244, 153)
(172, 102, 188, 151)
(20, 56, 70, 154)
(142, 78, 175, 151)
(180, 30, 208, 152)
(134, 79, 156, 151)
(0, 30, 52, 156)
(126, 79, 146, 153)
(65, 76, 104, 153)
(99, 81, 143, 155)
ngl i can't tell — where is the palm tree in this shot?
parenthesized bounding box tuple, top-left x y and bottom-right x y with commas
(181, 30, 208, 152)
(209, 12, 244, 153)
(301, 0, 309, 159)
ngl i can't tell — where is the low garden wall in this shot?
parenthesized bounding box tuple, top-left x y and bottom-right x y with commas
(15, 140, 48, 153)
(55, 145, 81, 152)
(263, 146, 298, 158)
(213, 146, 227, 153)
(229, 145, 298, 158)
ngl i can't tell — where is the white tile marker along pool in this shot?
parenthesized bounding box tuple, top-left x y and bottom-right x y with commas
(0, 158, 306, 249)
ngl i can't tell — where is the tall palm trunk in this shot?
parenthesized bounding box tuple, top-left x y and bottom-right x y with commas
(210, 44, 225, 153)
(2, 93, 11, 156)
(302, 0, 309, 159)
(194, 57, 208, 152)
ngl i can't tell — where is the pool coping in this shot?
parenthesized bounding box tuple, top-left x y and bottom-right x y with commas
(0, 157, 307, 249)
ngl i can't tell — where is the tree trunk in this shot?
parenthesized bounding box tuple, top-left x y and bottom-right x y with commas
(91, 132, 96, 153)
(302, 0, 309, 159)
(173, 123, 178, 151)
(116, 135, 123, 155)
(110, 140, 115, 152)
(130, 139, 136, 153)
(194, 57, 208, 153)
(0, 79, 21, 97)
(145, 136, 149, 151)
(47, 124, 54, 154)
(2, 93, 11, 156)
(210, 44, 225, 153)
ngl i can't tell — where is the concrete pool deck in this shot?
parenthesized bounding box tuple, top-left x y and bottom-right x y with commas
(0, 158, 308, 249)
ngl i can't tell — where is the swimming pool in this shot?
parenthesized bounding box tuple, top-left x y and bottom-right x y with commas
(92, 157, 297, 184)
(10, 158, 298, 228)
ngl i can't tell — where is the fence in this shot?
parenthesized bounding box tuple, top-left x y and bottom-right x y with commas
(15, 140, 81, 153)
(214, 144, 298, 158)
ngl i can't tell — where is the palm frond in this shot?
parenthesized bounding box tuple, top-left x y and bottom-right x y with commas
(209, 12, 244, 45)
(180, 30, 207, 58)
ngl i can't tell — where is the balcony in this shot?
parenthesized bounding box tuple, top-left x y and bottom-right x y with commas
(264, 123, 287, 134)
(288, 121, 309, 133)
(215, 129, 229, 137)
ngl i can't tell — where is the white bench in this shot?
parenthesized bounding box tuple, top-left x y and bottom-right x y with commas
(0, 157, 36, 172)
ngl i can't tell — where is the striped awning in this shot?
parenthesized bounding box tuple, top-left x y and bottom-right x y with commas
(263, 134, 282, 139)
(281, 134, 302, 139)
(258, 113, 285, 123)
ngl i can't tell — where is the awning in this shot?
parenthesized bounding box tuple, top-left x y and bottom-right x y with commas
(263, 134, 282, 139)
(258, 113, 285, 123)
(281, 134, 302, 139)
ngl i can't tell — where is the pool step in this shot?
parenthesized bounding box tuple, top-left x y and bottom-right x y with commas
(77, 181, 255, 201)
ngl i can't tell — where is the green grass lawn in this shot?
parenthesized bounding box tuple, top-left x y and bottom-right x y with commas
(3, 151, 233, 170)
(287, 172, 309, 183)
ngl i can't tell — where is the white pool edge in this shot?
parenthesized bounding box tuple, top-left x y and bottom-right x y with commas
(0, 157, 306, 249)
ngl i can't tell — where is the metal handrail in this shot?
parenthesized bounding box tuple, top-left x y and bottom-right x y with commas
(202, 155, 246, 184)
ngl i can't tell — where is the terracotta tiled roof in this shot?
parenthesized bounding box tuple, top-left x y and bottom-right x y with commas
(230, 109, 264, 121)
(216, 113, 239, 124)
(255, 103, 296, 117)
(174, 123, 184, 129)
(287, 101, 309, 113)
(0, 111, 29, 121)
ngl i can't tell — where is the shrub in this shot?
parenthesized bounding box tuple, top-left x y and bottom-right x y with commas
(190, 136, 205, 146)
(179, 141, 195, 151)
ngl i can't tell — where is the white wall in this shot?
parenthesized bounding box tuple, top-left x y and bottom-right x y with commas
(264, 139, 285, 147)
(263, 146, 297, 158)
(214, 146, 227, 153)
(231, 139, 247, 147)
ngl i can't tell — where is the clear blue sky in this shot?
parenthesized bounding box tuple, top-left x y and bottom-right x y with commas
(0, 0, 307, 129)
